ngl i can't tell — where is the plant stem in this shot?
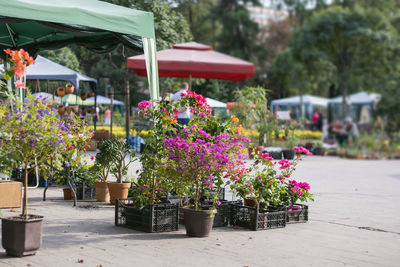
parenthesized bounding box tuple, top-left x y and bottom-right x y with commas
(151, 173, 156, 205)
(22, 159, 29, 218)
(195, 181, 200, 210)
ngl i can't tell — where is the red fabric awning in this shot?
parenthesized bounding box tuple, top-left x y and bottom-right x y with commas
(127, 42, 256, 81)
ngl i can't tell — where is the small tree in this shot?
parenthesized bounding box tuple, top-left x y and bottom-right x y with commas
(0, 49, 90, 217)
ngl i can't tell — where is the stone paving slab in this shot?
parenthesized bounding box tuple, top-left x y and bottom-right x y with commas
(1, 156, 400, 267)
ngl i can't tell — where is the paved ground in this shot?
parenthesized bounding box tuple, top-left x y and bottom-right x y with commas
(1, 156, 400, 267)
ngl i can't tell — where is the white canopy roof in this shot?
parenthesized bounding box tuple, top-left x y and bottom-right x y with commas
(206, 97, 226, 108)
(270, 95, 329, 107)
(87, 95, 124, 106)
(329, 91, 381, 105)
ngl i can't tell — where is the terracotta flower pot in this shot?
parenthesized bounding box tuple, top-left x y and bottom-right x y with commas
(80, 92, 87, 101)
(1, 215, 44, 256)
(94, 181, 110, 202)
(57, 87, 65, 97)
(90, 107, 96, 114)
(89, 92, 95, 97)
(65, 83, 75, 94)
(182, 208, 216, 237)
(63, 188, 74, 200)
(57, 104, 65, 115)
(108, 182, 131, 205)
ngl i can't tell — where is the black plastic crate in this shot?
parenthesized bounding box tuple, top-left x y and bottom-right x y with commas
(211, 200, 243, 228)
(115, 198, 179, 233)
(230, 204, 286, 231)
(286, 204, 308, 223)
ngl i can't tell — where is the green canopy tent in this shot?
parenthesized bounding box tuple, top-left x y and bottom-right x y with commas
(0, 0, 160, 133)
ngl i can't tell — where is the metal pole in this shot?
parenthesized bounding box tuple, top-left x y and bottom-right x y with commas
(110, 87, 114, 138)
(125, 68, 130, 139)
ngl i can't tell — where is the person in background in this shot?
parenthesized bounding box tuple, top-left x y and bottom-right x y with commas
(170, 82, 190, 125)
(311, 109, 323, 131)
(344, 117, 359, 142)
(104, 108, 111, 125)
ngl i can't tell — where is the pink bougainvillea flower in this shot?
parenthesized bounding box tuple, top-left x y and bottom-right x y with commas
(138, 100, 151, 109)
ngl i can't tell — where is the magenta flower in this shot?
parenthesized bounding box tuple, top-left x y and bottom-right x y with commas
(138, 100, 151, 109)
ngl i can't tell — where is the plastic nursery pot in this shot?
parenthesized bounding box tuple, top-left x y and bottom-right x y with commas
(65, 83, 75, 94)
(1, 215, 44, 257)
(182, 208, 216, 237)
(282, 150, 295, 160)
(107, 182, 131, 205)
(94, 181, 110, 203)
(57, 87, 65, 97)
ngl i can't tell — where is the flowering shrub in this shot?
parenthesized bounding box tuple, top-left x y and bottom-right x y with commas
(163, 124, 249, 209)
(280, 180, 313, 206)
(0, 49, 91, 217)
(228, 147, 313, 211)
(134, 98, 182, 206)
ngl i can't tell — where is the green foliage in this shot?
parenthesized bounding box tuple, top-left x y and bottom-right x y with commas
(39, 47, 80, 72)
(105, 138, 136, 183)
(290, 6, 396, 117)
(91, 140, 115, 182)
(232, 86, 269, 145)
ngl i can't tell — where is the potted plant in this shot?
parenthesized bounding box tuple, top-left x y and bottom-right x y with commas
(228, 146, 313, 230)
(163, 91, 249, 237)
(89, 140, 115, 202)
(0, 49, 91, 256)
(107, 138, 136, 204)
(282, 129, 298, 160)
(115, 99, 183, 232)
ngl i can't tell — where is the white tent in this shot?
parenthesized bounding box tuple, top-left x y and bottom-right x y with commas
(329, 91, 381, 105)
(87, 95, 124, 106)
(270, 95, 329, 120)
(206, 97, 226, 108)
(328, 91, 381, 122)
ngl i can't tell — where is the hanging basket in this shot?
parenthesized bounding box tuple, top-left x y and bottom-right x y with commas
(57, 87, 66, 97)
(80, 92, 87, 101)
(65, 83, 75, 94)
(90, 107, 96, 114)
(80, 107, 87, 116)
(89, 92, 95, 97)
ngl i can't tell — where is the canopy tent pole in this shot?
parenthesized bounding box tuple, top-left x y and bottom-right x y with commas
(143, 38, 159, 104)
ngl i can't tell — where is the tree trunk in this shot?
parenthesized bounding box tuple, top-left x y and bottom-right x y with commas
(22, 160, 29, 217)
(194, 182, 200, 211)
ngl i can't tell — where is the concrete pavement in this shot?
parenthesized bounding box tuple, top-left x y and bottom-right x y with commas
(1, 156, 400, 267)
